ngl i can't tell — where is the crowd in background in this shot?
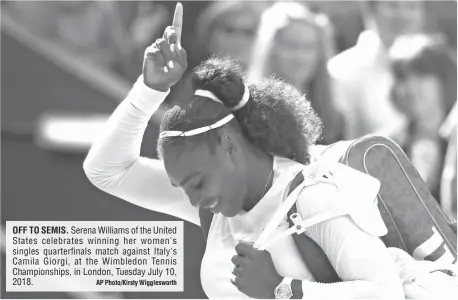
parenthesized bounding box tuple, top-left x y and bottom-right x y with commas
(3, 0, 457, 219)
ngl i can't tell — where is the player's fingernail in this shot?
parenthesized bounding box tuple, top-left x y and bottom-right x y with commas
(168, 61, 174, 69)
(177, 43, 182, 50)
(164, 66, 169, 73)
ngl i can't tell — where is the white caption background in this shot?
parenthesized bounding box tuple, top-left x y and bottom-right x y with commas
(6, 221, 183, 292)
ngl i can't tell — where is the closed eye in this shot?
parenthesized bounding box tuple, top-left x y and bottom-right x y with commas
(171, 175, 205, 189)
(194, 176, 208, 190)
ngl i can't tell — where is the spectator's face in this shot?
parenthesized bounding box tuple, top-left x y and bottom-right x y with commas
(392, 74, 443, 125)
(208, 10, 258, 69)
(270, 21, 319, 87)
(372, 1, 424, 46)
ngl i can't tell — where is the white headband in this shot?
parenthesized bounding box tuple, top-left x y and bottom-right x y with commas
(194, 85, 250, 111)
(232, 85, 251, 111)
(159, 85, 250, 139)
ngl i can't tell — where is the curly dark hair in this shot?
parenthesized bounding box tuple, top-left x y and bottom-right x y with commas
(158, 56, 323, 164)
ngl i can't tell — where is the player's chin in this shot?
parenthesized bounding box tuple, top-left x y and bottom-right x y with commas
(219, 203, 240, 218)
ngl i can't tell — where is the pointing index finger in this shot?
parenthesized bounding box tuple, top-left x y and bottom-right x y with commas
(172, 3, 183, 44)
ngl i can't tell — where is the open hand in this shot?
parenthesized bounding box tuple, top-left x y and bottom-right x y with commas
(231, 241, 282, 299)
(142, 2, 187, 91)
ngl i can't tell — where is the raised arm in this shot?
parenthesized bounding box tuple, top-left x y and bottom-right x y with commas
(83, 3, 200, 226)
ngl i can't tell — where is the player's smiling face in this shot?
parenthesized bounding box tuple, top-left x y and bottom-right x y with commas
(163, 138, 249, 217)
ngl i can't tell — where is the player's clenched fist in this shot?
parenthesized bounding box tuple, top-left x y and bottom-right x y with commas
(143, 3, 187, 92)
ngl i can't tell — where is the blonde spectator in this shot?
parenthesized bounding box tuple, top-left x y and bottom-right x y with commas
(248, 2, 342, 145)
(192, 1, 269, 69)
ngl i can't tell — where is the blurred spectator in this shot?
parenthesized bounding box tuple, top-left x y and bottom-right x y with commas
(307, 1, 365, 52)
(424, 1, 457, 49)
(328, 0, 428, 146)
(191, 1, 269, 69)
(389, 33, 457, 194)
(247, 2, 342, 145)
(439, 103, 457, 220)
(167, 1, 268, 108)
(111, 1, 171, 81)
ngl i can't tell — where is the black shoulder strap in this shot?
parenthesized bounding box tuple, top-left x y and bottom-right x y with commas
(286, 172, 342, 283)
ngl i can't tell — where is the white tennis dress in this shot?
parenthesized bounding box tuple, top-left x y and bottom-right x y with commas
(84, 76, 455, 299)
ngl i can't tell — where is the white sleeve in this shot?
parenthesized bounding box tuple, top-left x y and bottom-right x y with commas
(83, 75, 200, 226)
(295, 184, 405, 299)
